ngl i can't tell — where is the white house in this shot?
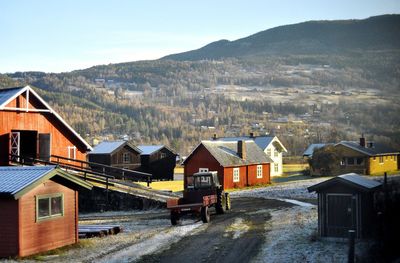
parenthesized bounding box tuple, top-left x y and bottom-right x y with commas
(215, 134, 287, 176)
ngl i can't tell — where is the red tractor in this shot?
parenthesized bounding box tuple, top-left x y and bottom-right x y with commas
(167, 171, 231, 225)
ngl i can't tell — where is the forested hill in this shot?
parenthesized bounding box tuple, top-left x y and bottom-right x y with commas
(163, 15, 400, 61)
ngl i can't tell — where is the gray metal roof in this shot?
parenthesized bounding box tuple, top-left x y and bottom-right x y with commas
(0, 87, 25, 106)
(303, 143, 331, 157)
(200, 140, 273, 167)
(0, 166, 56, 197)
(308, 173, 382, 192)
(90, 141, 128, 154)
(336, 141, 399, 156)
(138, 145, 164, 155)
(216, 135, 286, 152)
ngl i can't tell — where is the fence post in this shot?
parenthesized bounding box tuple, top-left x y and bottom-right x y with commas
(348, 229, 355, 263)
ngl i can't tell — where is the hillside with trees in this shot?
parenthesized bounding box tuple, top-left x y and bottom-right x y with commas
(1, 15, 399, 156)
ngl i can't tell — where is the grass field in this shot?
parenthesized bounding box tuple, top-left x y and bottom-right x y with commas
(282, 163, 309, 173)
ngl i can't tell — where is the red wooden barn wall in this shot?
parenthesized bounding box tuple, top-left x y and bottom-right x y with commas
(0, 93, 87, 165)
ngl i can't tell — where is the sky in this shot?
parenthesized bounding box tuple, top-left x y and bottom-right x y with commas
(1, 0, 399, 73)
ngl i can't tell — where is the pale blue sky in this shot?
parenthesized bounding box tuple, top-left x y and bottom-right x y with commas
(1, 0, 399, 73)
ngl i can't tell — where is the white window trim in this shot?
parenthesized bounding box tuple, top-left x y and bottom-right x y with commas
(274, 163, 279, 173)
(257, 165, 263, 178)
(199, 168, 209, 173)
(233, 168, 240, 182)
(67, 146, 76, 161)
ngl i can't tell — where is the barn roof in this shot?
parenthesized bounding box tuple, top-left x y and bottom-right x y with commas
(303, 143, 332, 157)
(216, 135, 287, 152)
(0, 86, 92, 151)
(307, 173, 382, 193)
(0, 166, 92, 199)
(183, 140, 273, 167)
(90, 140, 141, 155)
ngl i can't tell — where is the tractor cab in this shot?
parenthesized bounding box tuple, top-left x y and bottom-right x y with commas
(186, 171, 221, 191)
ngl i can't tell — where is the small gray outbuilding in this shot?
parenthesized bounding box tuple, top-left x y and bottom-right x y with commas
(308, 173, 381, 238)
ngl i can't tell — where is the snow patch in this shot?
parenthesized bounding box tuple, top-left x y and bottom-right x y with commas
(98, 221, 203, 263)
(276, 198, 315, 207)
(224, 218, 250, 239)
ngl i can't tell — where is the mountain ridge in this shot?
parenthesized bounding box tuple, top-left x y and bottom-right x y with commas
(162, 14, 400, 61)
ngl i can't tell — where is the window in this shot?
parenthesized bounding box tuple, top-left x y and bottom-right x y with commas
(347, 157, 355, 165)
(274, 163, 279, 173)
(356, 157, 364, 165)
(36, 194, 63, 221)
(233, 168, 240, 182)
(123, 152, 131, 163)
(266, 149, 271, 157)
(274, 150, 279, 158)
(257, 165, 263, 178)
(160, 153, 166, 159)
(67, 146, 76, 161)
(379, 156, 384, 164)
(199, 168, 209, 173)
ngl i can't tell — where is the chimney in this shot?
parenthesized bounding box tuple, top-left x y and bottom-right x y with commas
(249, 132, 254, 138)
(213, 134, 217, 140)
(359, 134, 366, 147)
(238, 140, 246, 159)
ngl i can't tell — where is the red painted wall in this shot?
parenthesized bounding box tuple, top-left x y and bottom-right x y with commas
(0, 199, 19, 257)
(0, 94, 88, 165)
(184, 144, 271, 190)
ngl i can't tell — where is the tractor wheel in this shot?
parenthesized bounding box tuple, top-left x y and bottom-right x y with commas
(225, 193, 231, 211)
(201, 206, 210, 223)
(216, 191, 227, 214)
(170, 211, 181, 226)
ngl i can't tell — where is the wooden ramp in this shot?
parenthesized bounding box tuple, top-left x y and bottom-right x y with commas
(78, 224, 122, 238)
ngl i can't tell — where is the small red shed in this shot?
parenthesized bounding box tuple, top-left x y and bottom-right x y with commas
(0, 86, 92, 165)
(183, 140, 272, 190)
(0, 166, 92, 258)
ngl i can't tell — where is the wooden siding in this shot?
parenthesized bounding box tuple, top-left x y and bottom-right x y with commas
(18, 181, 78, 257)
(0, 95, 87, 165)
(110, 147, 141, 170)
(184, 145, 271, 190)
(369, 155, 398, 175)
(0, 199, 19, 257)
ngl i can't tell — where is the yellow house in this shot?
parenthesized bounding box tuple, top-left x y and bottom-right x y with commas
(335, 139, 398, 175)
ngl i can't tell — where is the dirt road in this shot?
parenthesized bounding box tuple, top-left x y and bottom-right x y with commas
(137, 197, 293, 263)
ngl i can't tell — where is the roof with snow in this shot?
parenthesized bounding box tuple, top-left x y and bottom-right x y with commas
(183, 140, 273, 167)
(0, 166, 92, 199)
(90, 140, 140, 154)
(307, 173, 382, 192)
(0, 86, 92, 151)
(137, 145, 164, 155)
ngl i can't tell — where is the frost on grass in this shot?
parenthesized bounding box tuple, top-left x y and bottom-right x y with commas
(253, 206, 349, 263)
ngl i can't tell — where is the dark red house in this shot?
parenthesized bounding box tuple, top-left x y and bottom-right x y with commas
(0, 166, 92, 258)
(0, 86, 92, 166)
(183, 140, 272, 190)
(137, 145, 177, 181)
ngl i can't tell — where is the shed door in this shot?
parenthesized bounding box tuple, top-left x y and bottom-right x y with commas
(39, 133, 51, 161)
(326, 194, 357, 238)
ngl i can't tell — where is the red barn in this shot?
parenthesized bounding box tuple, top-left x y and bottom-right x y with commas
(0, 86, 92, 166)
(0, 166, 92, 258)
(183, 140, 272, 190)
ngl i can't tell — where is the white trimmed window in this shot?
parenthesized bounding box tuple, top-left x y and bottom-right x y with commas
(199, 168, 209, 173)
(233, 168, 240, 182)
(274, 150, 279, 158)
(257, 165, 263, 178)
(274, 163, 279, 173)
(36, 193, 64, 221)
(266, 149, 271, 157)
(67, 146, 76, 161)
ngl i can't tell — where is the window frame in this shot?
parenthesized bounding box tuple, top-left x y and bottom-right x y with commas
(256, 165, 263, 178)
(67, 146, 76, 162)
(199, 168, 209, 173)
(274, 150, 279, 158)
(274, 163, 279, 173)
(233, 167, 240, 182)
(36, 193, 64, 222)
(122, 152, 131, 163)
(266, 149, 271, 157)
